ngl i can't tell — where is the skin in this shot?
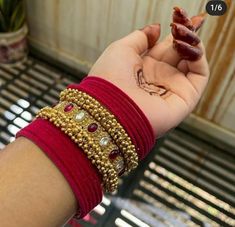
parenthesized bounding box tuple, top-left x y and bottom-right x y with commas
(0, 8, 209, 227)
(0, 137, 77, 227)
(89, 17, 209, 138)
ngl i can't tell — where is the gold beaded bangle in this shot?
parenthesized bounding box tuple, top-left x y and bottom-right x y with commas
(60, 88, 139, 173)
(54, 101, 126, 176)
(37, 106, 119, 192)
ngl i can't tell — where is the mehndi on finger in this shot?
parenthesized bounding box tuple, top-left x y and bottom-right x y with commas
(172, 7, 194, 30)
(171, 7, 205, 61)
(173, 39, 202, 61)
(171, 23, 200, 46)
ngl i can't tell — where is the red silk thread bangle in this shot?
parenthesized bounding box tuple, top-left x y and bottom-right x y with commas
(17, 118, 103, 218)
(16, 76, 155, 218)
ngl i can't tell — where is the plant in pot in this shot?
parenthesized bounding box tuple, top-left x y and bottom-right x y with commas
(0, 0, 28, 66)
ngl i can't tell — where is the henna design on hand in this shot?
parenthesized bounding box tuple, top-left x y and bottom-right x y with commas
(135, 67, 170, 97)
(171, 7, 206, 61)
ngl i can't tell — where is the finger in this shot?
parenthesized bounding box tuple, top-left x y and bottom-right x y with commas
(161, 42, 182, 66)
(177, 60, 189, 74)
(148, 21, 201, 66)
(148, 8, 205, 66)
(171, 23, 200, 46)
(171, 7, 206, 62)
(147, 34, 183, 67)
(191, 13, 206, 31)
(118, 23, 161, 55)
(173, 6, 194, 30)
(173, 39, 202, 61)
(186, 43, 210, 95)
(187, 42, 209, 76)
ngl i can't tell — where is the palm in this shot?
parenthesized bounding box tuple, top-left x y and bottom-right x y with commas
(89, 28, 209, 137)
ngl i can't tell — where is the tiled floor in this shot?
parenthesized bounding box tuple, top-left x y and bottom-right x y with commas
(1, 58, 234, 227)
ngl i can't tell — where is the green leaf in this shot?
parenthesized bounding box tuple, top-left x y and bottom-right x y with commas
(0, 0, 4, 10)
(0, 6, 7, 32)
(2, 0, 12, 28)
(10, 0, 25, 31)
(3, 0, 19, 16)
(0, 0, 25, 32)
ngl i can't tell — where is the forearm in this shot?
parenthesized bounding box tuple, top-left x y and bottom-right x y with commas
(0, 137, 76, 227)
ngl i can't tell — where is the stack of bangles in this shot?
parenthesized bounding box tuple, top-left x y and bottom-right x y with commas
(37, 89, 138, 192)
(16, 76, 155, 218)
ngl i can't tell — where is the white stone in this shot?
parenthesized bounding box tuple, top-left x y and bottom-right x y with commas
(116, 160, 124, 171)
(75, 111, 85, 121)
(99, 137, 110, 146)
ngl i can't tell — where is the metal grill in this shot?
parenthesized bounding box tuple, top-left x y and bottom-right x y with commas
(0, 57, 234, 227)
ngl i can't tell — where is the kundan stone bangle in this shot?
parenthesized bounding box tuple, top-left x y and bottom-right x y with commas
(54, 101, 126, 177)
(36, 93, 139, 192)
(36, 87, 140, 193)
(60, 88, 139, 173)
(37, 104, 120, 192)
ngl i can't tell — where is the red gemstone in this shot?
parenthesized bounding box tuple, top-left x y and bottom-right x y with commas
(109, 149, 120, 160)
(88, 123, 98, 132)
(64, 103, 74, 112)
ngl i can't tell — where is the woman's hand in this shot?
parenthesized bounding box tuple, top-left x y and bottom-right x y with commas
(89, 8, 210, 138)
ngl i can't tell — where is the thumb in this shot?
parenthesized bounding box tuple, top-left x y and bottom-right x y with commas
(118, 23, 161, 55)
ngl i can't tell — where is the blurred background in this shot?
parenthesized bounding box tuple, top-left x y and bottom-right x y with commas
(0, 0, 234, 226)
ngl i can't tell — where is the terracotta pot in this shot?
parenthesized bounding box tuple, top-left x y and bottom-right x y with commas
(0, 24, 28, 66)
